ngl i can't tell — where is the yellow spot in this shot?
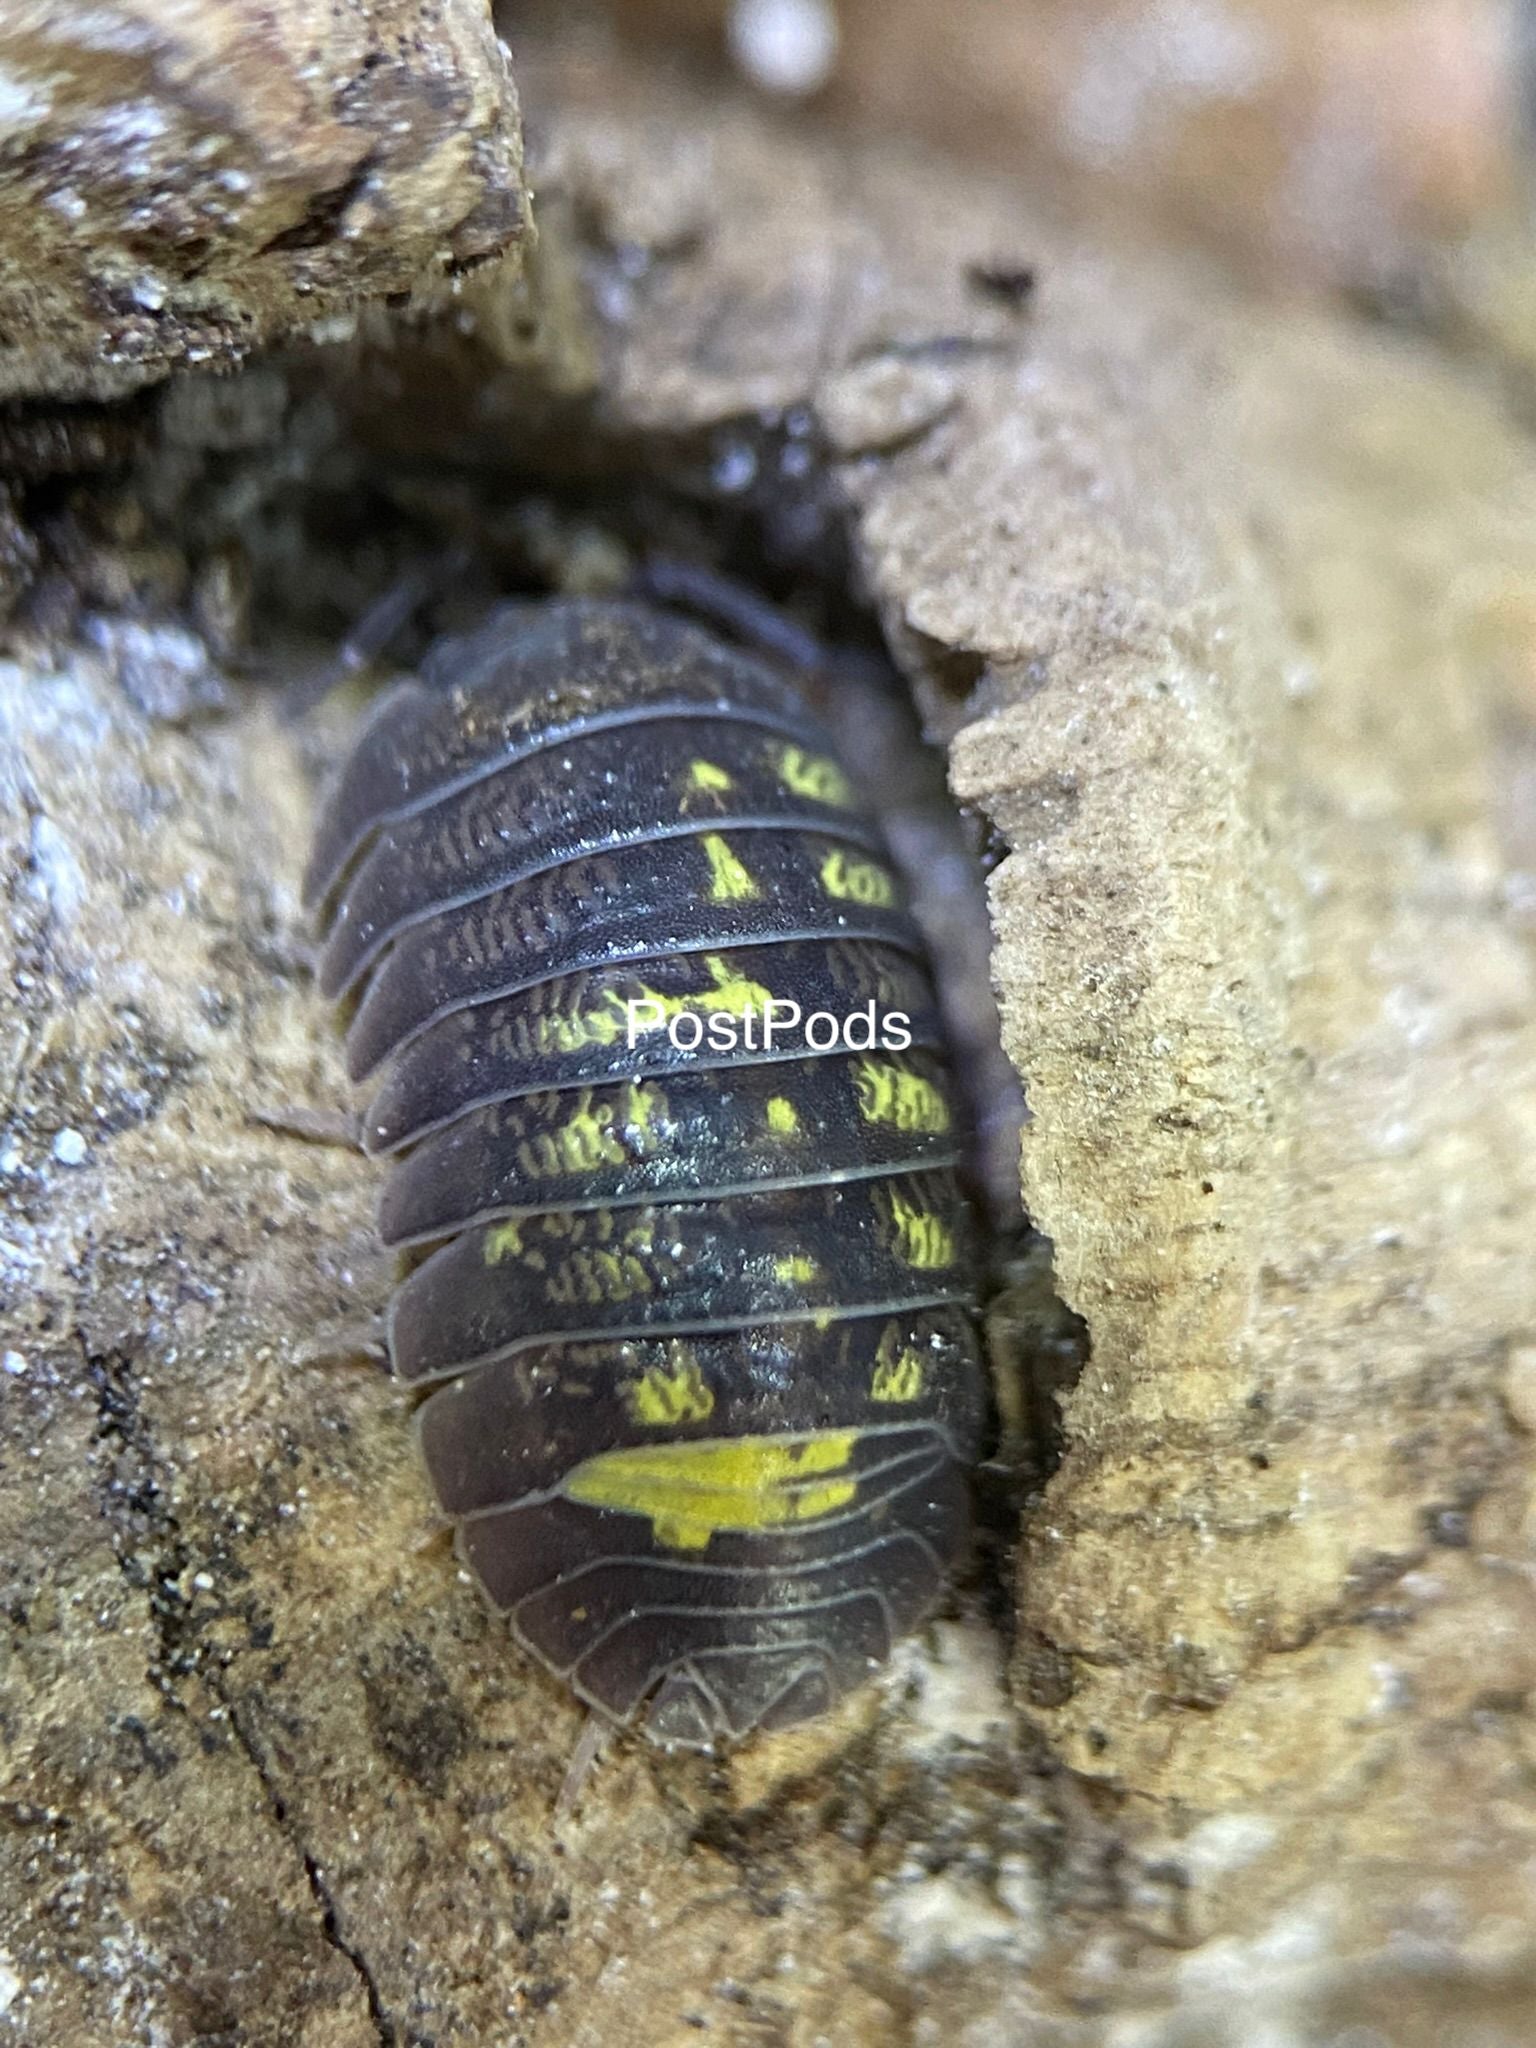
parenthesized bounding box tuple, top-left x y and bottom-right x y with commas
(532, 1007, 624, 1055)
(517, 1093, 627, 1178)
(701, 832, 761, 903)
(871, 1325, 926, 1402)
(687, 758, 734, 795)
(565, 1432, 860, 1549)
(484, 1219, 525, 1263)
(617, 956, 777, 1037)
(546, 1247, 653, 1306)
(774, 1254, 819, 1286)
(622, 1348, 715, 1426)
(854, 1058, 950, 1133)
(623, 1079, 669, 1147)
(883, 1187, 956, 1270)
(764, 1095, 799, 1136)
(778, 745, 853, 806)
(819, 848, 895, 907)
(700, 955, 774, 1012)
(554, 961, 779, 1051)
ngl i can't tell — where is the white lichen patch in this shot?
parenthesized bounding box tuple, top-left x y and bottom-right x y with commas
(0, 67, 51, 132)
(888, 1616, 1011, 1751)
(1176, 1811, 1280, 1885)
(879, 1860, 1046, 1975)
(1174, 1886, 1341, 1998)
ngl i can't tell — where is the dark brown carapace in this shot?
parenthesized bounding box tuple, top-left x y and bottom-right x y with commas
(305, 599, 984, 1749)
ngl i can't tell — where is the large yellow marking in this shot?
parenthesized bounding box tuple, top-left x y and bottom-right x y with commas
(701, 833, 761, 903)
(687, 759, 734, 796)
(622, 1347, 715, 1426)
(883, 1187, 956, 1270)
(819, 848, 895, 907)
(564, 1431, 860, 1549)
(774, 1253, 819, 1286)
(620, 956, 778, 1038)
(778, 745, 853, 807)
(765, 1095, 799, 1137)
(871, 1324, 926, 1402)
(484, 1219, 525, 1263)
(854, 1058, 950, 1133)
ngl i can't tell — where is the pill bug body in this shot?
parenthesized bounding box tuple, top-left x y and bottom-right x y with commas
(307, 599, 985, 1748)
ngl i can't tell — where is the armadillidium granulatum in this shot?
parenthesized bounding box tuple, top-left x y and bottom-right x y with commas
(306, 598, 985, 1749)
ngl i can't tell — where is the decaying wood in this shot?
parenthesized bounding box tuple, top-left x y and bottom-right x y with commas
(0, 0, 527, 401)
(3, 23, 1536, 2048)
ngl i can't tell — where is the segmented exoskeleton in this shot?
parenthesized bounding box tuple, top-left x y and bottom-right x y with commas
(306, 599, 984, 1748)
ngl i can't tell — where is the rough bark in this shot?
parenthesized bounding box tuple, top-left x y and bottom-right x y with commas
(0, 0, 527, 401)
